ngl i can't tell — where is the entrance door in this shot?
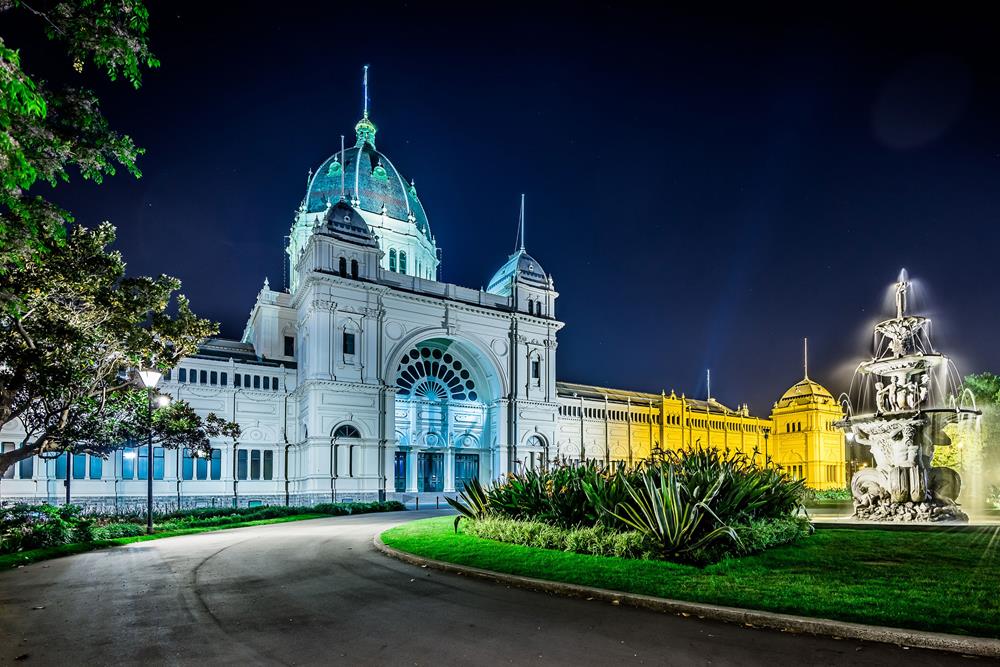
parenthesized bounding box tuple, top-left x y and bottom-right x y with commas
(418, 453, 444, 492)
(454, 453, 479, 491)
(394, 452, 407, 492)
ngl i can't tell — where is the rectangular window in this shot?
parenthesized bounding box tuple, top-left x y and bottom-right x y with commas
(253, 375, 260, 389)
(190, 370, 197, 384)
(263, 376, 270, 390)
(263, 450, 273, 480)
(1, 443, 13, 479)
(73, 453, 87, 479)
(178, 368, 187, 382)
(121, 448, 136, 479)
(182, 450, 193, 480)
(19, 450, 33, 480)
(200, 370, 208, 384)
(137, 446, 148, 480)
(210, 450, 222, 480)
(244, 374, 251, 388)
(272, 377, 279, 391)
(250, 449, 261, 480)
(221, 372, 228, 387)
(284, 336, 295, 357)
(210, 371, 218, 385)
(237, 449, 248, 480)
(343, 332, 356, 355)
(196, 453, 208, 480)
(153, 447, 164, 480)
(234, 373, 242, 388)
(55, 453, 68, 480)
(531, 359, 541, 380)
(89, 455, 102, 480)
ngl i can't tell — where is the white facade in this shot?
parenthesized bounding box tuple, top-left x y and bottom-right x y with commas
(0, 109, 570, 508)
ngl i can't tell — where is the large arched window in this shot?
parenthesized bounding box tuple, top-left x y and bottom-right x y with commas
(351, 259, 359, 279)
(389, 249, 397, 272)
(399, 251, 407, 274)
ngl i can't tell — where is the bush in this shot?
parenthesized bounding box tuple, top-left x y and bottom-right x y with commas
(464, 517, 652, 559)
(688, 516, 813, 564)
(0, 504, 83, 553)
(93, 522, 146, 540)
(803, 487, 853, 503)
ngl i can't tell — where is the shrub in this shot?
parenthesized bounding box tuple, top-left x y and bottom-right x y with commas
(803, 487, 853, 503)
(93, 522, 146, 540)
(688, 516, 813, 564)
(464, 517, 651, 559)
(0, 504, 82, 553)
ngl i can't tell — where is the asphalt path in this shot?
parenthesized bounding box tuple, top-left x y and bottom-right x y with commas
(0, 511, 984, 666)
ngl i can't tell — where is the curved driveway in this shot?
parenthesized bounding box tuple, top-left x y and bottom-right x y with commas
(0, 511, 975, 665)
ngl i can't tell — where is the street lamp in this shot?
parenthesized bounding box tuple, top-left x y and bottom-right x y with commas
(137, 367, 162, 534)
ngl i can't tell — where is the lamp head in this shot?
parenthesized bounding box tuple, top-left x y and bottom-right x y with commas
(137, 368, 163, 389)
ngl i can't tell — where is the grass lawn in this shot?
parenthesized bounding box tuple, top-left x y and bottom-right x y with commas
(0, 513, 326, 569)
(382, 516, 1000, 638)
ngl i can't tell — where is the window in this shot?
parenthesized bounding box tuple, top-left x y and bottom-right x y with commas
(19, 448, 33, 480)
(136, 447, 165, 480)
(237, 449, 248, 480)
(121, 448, 136, 479)
(251, 450, 261, 480)
(253, 375, 260, 389)
(527, 298, 534, 314)
(210, 449, 222, 480)
(200, 370, 208, 384)
(284, 336, 295, 357)
(89, 455, 102, 480)
(351, 259, 359, 279)
(272, 377, 279, 390)
(210, 371, 218, 385)
(221, 372, 228, 386)
(235, 373, 242, 388)
(389, 248, 397, 272)
(189, 369, 197, 384)
(55, 453, 68, 479)
(339, 257, 347, 277)
(263, 376, 271, 390)
(399, 251, 407, 274)
(244, 374, 251, 388)
(1, 443, 12, 479)
(178, 368, 187, 382)
(333, 424, 361, 439)
(182, 450, 193, 480)
(343, 332, 356, 356)
(263, 450, 274, 480)
(530, 358, 541, 381)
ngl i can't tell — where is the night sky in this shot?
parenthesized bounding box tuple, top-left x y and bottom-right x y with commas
(8, 2, 1000, 413)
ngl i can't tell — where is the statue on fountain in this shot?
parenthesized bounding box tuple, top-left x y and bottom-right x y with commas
(840, 270, 974, 522)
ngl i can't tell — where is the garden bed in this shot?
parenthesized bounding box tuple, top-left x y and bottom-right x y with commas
(382, 516, 1000, 638)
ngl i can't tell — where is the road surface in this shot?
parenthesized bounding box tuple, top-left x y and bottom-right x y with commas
(0, 511, 978, 665)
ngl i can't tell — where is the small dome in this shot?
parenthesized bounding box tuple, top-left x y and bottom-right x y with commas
(304, 123, 431, 240)
(776, 378, 835, 408)
(319, 199, 378, 247)
(486, 250, 548, 296)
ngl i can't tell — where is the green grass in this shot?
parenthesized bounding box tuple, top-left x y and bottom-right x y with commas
(382, 516, 1000, 638)
(0, 513, 325, 569)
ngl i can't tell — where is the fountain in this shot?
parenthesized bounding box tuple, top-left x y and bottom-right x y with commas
(838, 270, 979, 522)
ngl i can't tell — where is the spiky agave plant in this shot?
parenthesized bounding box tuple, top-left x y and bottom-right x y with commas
(608, 465, 740, 560)
(445, 478, 492, 532)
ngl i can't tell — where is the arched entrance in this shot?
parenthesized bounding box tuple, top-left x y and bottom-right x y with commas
(392, 337, 501, 493)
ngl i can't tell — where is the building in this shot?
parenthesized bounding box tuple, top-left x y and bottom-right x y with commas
(0, 92, 847, 509)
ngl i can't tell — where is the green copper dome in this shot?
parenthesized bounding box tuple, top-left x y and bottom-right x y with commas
(305, 118, 431, 240)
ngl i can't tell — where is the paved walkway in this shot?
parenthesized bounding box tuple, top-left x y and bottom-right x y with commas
(0, 511, 977, 665)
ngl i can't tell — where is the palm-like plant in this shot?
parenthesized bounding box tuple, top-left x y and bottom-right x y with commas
(608, 465, 740, 559)
(445, 478, 491, 532)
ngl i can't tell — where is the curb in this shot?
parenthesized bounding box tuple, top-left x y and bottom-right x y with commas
(374, 534, 1000, 659)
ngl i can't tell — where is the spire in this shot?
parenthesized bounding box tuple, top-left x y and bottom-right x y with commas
(706, 368, 711, 401)
(354, 64, 377, 147)
(339, 134, 345, 199)
(518, 193, 526, 252)
(803, 337, 809, 380)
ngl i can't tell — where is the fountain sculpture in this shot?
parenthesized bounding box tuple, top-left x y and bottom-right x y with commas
(839, 270, 978, 522)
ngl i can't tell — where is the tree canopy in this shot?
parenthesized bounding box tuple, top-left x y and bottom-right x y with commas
(1, 0, 158, 272)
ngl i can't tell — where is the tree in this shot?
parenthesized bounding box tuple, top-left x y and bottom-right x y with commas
(1, 0, 158, 273)
(0, 223, 239, 475)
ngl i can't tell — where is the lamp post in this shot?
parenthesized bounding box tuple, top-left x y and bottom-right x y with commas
(137, 367, 163, 534)
(762, 426, 770, 463)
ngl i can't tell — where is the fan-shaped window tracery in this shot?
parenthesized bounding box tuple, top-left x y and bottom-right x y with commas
(396, 345, 478, 402)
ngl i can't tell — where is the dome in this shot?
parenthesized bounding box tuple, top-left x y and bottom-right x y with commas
(776, 378, 835, 408)
(487, 249, 548, 296)
(304, 118, 432, 240)
(319, 199, 378, 248)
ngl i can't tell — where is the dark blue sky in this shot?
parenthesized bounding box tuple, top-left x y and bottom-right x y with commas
(10, 2, 1000, 412)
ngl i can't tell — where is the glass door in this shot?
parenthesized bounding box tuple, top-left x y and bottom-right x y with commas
(454, 454, 479, 490)
(394, 452, 407, 492)
(418, 453, 444, 492)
